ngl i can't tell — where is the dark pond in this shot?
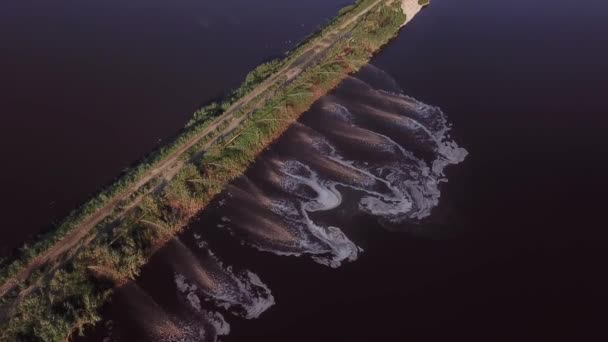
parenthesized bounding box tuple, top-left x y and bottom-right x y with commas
(0, 0, 351, 256)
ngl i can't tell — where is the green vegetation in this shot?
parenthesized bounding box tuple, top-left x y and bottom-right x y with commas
(418, 0, 430, 6)
(0, 1, 410, 340)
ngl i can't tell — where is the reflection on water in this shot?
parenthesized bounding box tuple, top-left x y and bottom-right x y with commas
(89, 66, 466, 341)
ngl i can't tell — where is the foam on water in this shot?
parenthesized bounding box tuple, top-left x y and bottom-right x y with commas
(214, 65, 467, 264)
(169, 238, 275, 320)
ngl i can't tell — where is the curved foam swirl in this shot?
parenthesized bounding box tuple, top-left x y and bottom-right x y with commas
(213, 65, 467, 265)
(275, 160, 359, 267)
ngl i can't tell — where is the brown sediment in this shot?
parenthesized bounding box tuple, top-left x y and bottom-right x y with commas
(226, 182, 273, 210)
(314, 118, 392, 148)
(370, 91, 419, 111)
(360, 103, 423, 127)
(113, 282, 187, 340)
(268, 124, 374, 184)
(165, 239, 217, 291)
(223, 183, 300, 245)
(310, 154, 371, 184)
(229, 208, 299, 245)
(263, 158, 291, 187)
(289, 122, 319, 146)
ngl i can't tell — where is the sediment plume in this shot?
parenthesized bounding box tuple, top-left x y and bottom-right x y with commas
(212, 65, 467, 266)
(109, 282, 228, 342)
(162, 238, 275, 319)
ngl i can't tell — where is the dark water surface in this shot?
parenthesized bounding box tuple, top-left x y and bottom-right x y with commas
(7, 0, 608, 340)
(0, 0, 351, 255)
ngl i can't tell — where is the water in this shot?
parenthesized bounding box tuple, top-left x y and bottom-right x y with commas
(0, 0, 350, 256)
(9, 0, 608, 340)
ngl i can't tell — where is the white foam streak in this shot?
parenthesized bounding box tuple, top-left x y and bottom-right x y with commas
(281, 161, 342, 212)
(276, 163, 359, 267)
(173, 241, 275, 320)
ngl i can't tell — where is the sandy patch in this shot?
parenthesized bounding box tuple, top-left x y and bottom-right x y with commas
(400, 0, 424, 26)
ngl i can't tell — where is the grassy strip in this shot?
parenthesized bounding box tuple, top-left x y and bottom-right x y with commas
(0, 1, 408, 340)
